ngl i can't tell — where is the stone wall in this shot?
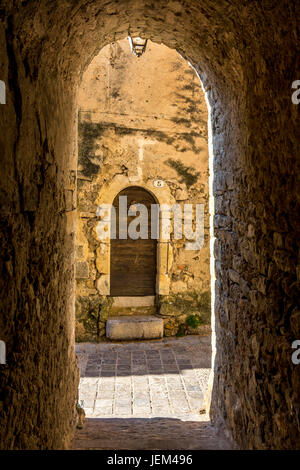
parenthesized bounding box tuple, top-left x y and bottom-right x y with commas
(0, 0, 299, 450)
(0, 5, 80, 449)
(75, 39, 210, 340)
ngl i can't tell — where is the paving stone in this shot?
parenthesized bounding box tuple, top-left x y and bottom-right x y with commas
(100, 371, 115, 377)
(133, 400, 151, 407)
(95, 398, 113, 407)
(85, 370, 99, 377)
(97, 391, 114, 400)
(93, 407, 113, 416)
(82, 408, 94, 418)
(115, 377, 131, 384)
(114, 407, 131, 416)
(81, 399, 95, 408)
(189, 397, 204, 410)
(180, 369, 196, 377)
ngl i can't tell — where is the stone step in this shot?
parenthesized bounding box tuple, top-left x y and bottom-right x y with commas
(106, 315, 164, 341)
(112, 296, 155, 307)
(109, 306, 156, 317)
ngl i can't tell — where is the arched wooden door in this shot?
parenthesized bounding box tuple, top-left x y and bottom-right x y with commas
(110, 187, 157, 296)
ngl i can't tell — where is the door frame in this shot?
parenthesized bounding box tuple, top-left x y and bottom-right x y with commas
(94, 174, 176, 296)
(110, 186, 158, 296)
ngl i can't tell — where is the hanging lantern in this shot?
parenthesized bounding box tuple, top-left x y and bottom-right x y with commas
(128, 36, 148, 58)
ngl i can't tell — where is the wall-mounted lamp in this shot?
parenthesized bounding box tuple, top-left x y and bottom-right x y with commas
(128, 36, 148, 58)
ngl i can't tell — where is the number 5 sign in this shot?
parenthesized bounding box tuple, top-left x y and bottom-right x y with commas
(153, 180, 165, 188)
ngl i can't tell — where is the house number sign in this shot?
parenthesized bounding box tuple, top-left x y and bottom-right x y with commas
(153, 180, 165, 188)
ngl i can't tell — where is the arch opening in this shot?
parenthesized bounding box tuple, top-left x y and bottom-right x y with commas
(0, 0, 298, 451)
(73, 37, 216, 446)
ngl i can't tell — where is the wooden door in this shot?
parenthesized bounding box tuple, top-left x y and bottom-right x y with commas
(110, 187, 157, 296)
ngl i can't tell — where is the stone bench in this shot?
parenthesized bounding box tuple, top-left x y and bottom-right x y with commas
(106, 316, 164, 341)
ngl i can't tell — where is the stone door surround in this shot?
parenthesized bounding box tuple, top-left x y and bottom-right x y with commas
(95, 174, 175, 296)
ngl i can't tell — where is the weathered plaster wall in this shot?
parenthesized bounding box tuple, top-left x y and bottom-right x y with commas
(75, 39, 211, 340)
(0, 0, 299, 450)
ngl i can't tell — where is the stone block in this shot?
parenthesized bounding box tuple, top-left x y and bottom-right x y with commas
(96, 245, 110, 274)
(172, 280, 187, 293)
(76, 262, 89, 279)
(229, 269, 240, 284)
(158, 242, 173, 274)
(106, 316, 164, 340)
(96, 275, 110, 295)
(76, 245, 84, 259)
(65, 189, 76, 212)
(175, 188, 188, 201)
(157, 274, 170, 295)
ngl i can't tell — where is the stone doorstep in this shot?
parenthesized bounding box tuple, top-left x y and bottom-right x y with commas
(112, 296, 155, 308)
(106, 316, 164, 341)
(109, 306, 157, 317)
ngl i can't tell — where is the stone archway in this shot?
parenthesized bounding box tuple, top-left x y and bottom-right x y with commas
(0, 0, 299, 450)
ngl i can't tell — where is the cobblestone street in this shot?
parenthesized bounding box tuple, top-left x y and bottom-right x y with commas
(74, 336, 232, 449)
